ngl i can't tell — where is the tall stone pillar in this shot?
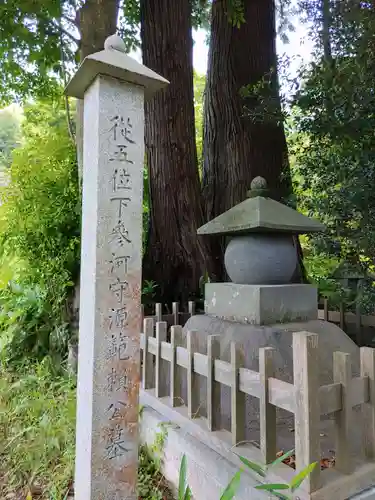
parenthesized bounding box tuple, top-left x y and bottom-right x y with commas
(65, 34, 168, 500)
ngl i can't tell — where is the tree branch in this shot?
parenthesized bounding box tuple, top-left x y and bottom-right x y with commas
(52, 20, 80, 45)
(57, 19, 76, 144)
(62, 13, 79, 28)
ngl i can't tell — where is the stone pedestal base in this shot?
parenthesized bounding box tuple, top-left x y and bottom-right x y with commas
(204, 283, 317, 324)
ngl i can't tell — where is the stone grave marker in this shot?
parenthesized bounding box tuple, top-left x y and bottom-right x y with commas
(65, 34, 168, 500)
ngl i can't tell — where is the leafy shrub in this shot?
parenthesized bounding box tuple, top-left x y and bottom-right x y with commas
(138, 445, 174, 500)
(0, 104, 22, 169)
(0, 99, 80, 365)
(287, 6, 375, 313)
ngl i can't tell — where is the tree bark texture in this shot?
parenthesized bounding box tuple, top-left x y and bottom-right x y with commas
(79, 0, 120, 58)
(141, 0, 212, 303)
(202, 0, 292, 281)
(322, 0, 333, 64)
(76, 0, 120, 183)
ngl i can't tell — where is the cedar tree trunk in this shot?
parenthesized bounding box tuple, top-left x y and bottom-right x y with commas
(202, 0, 295, 281)
(141, 0, 212, 304)
(76, 0, 120, 182)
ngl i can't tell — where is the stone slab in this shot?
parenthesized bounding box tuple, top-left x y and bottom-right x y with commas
(204, 282, 318, 324)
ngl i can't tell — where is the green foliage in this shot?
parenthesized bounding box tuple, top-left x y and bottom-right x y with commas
(0, 362, 174, 499)
(301, 240, 343, 301)
(0, 280, 70, 366)
(0, 0, 211, 104)
(0, 362, 76, 498)
(0, 99, 80, 364)
(287, 0, 375, 311)
(236, 452, 316, 500)
(191, 0, 211, 30)
(225, 0, 245, 27)
(138, 445, 174, 500)
(178, 454, 192, 500)
(0, 104, 22, 168)
(178, 452, 317, 500)
(0, 0, 67, 104)
(219, 471, 242, 500)
(0, 1, 143, 104)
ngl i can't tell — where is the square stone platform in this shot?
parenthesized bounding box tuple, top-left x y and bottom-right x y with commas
(204, 283, 317, 324)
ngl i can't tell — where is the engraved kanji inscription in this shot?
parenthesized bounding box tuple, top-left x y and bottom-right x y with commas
(110, 116, 135, 144)
(110, 197, 131, 218)
(109, 307, 128, 330)
(107, 367, 128, 392)
(112, 168, 131, 192)
(109, 144, 134, 163)
(107, 400, 129, 420)
(110, 254, 130, 276)
(110, 221, 131, 247)
(105, 424, 130, 459)
(106, 332, 130, 361)
(109, 277, 129, 304)
(118, 331, 130, 360)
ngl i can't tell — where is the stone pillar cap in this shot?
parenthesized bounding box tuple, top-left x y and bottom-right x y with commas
(65, 33, 169, 99)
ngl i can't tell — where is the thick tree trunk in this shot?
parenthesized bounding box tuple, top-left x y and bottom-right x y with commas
(202, 0, 292, 281)
(141, 0, 212, 304)
(76, 0, 120, 183)
(322, 0, 333, 64)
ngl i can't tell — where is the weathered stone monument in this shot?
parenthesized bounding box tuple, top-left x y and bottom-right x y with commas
(200, 176, 322, 324)
(183, 176, 361, 454)
(65, 35, 168, 500)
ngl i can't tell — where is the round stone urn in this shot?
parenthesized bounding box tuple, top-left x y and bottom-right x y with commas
(224, 234, 297, 285)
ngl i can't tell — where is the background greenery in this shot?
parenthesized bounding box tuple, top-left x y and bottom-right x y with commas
(1, 0, 375, 497)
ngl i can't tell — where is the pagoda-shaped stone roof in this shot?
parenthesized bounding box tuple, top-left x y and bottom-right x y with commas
(197, 177, 325, 236)
(65, 34, 169, 99)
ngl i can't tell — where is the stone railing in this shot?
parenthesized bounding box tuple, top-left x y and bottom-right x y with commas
(140, 318, 375, 500)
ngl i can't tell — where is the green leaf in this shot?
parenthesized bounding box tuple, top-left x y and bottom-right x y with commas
(239, 456, 266, 477)
(270, 450, 295, 468)
(269, 493, 290, 500)
(184, 486, 192, 500)
(178, 454, 188, 500)
(289, 462, 317, 492)
(220, 470, 242, 500)
(255, 483, 290, 491)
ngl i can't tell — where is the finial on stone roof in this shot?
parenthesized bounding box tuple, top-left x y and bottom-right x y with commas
(247, 176, 269, 198)
(104, 34, 126, 52)
(251, 176, 267, 190)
